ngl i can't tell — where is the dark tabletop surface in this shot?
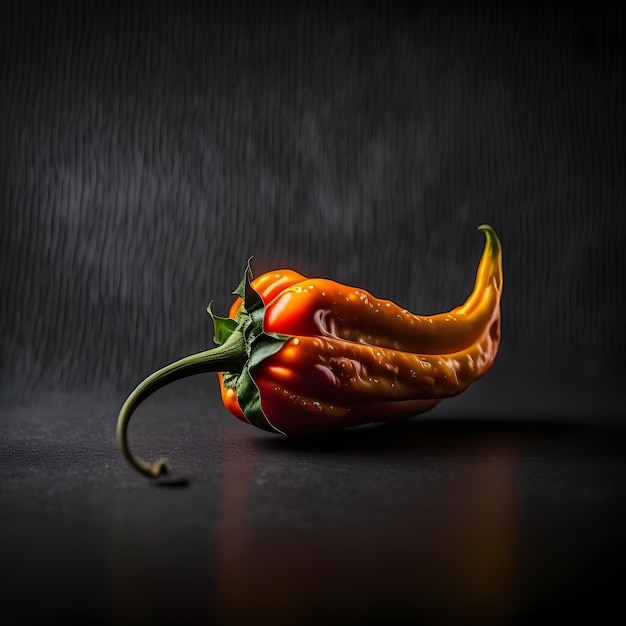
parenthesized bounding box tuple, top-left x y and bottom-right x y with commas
(2, 376, 625, 626)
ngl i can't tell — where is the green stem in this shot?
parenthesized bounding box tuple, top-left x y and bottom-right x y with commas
(116, 329, 247, 479)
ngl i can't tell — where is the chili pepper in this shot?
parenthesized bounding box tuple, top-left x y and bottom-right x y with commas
(117, 224, 503, 479)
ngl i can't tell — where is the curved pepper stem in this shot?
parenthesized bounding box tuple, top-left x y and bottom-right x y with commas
(116, 329, 247, 479)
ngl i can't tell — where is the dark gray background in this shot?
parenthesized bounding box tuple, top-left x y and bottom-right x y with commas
(1, 0, 624, 400)
(1, 2, 625, 625)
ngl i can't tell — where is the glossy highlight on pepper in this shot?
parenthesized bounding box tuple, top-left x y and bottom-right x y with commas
(116, 225, 503, 479)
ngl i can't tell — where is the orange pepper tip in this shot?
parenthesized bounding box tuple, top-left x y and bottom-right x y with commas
(477, 224, 502, 259)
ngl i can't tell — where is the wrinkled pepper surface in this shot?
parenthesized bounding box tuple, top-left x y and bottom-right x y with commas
(117, 225, 503, 478)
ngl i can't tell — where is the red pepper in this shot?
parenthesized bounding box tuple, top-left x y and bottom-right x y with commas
(117, 225, 503, 479)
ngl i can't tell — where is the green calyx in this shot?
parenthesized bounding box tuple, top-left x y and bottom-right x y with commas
(208, 260, 289, 434)
(116, 261, 288, 480)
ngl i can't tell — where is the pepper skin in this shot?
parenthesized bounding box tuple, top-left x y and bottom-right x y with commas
(262, 225, 501, 354)
(116, 225, 503, 479)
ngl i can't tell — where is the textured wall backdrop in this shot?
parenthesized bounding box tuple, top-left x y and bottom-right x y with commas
(1, 1, 624, 405)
